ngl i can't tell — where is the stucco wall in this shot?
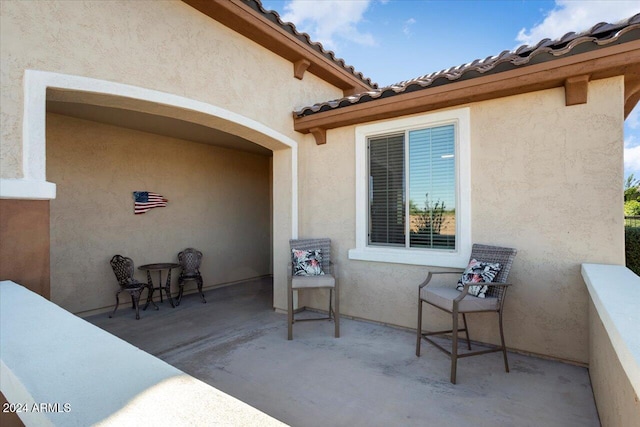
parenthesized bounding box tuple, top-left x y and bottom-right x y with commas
(0, 0, 340, 179)
(0, 0, 627, 363)
(589, 300, 640, 427)
(1, 0, 344, 313)
(0, 200, 50, 298)
(47, 113, 271, 314)
(296, 77, 624, 364)
(470, 77, 624, 362)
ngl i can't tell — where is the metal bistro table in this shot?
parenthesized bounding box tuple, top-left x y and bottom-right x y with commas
(138, 263, 181, 308)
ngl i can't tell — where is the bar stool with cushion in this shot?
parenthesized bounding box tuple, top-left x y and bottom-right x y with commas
(287, 238, 339, 340)
(416, 244, 517, 383)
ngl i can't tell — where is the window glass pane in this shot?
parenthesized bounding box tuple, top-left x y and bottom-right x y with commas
(408, 125, 456, 250)
(369, 134, 405, 246)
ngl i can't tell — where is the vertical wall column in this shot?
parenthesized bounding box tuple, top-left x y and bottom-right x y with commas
(0, 200, 50, 298)
(272, 148, 294, 311)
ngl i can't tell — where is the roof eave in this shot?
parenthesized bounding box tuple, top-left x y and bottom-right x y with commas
(182, 0, 374, 96)
(294, 40, 640, 143)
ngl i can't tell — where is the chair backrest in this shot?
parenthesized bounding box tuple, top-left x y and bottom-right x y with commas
(289, 238, 331, 273)
(178, 248, 203, 274)
(110, 255, 135, 287)
(469, 244, 517, 297)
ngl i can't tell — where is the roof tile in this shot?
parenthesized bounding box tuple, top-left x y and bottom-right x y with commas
(249, 0, 378, 89)
(295, 13, 640, 117)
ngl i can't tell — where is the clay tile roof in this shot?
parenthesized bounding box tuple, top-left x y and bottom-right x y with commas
(294, 13, 640, 118)
(249, 0, 378, 89)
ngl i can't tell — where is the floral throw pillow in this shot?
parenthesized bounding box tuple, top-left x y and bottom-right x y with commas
(456, 259, 501, 298)
(292, 249, 324, 276)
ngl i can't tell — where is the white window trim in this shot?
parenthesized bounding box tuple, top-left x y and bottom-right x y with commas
(349, 108, 471, 268)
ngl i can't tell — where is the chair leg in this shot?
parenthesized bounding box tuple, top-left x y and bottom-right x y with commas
(499, 310, 509, 373)
(198, 277, 206, 303)
(109, 290, 121, 318)
(451, 310, 459, 384)
(416, 299, 423, 357)
(462, 313, 471, 350)
(287, 286, 294, 340)
(132, 290, 142, 320)
(176, 281, 184, 306)
(334, 286, 340, 338)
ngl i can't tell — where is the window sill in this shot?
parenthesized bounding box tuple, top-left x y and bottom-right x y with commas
(348, 246, 470, 268)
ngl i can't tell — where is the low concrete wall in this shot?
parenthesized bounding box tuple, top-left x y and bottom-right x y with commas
(582, 264, 640, 427)
(0, 280, 284, 426)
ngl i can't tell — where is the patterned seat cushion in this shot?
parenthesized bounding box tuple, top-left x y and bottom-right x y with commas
(291, 274, 335, 289)
(422, 286, 499, 312)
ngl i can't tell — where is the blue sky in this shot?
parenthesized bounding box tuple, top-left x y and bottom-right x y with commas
(262, 0, 640, 181)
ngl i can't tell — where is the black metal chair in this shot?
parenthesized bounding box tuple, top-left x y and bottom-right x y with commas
(416, 244, 517, 383)
(109, 255, 157, 320)
(287, 238, 339, 340)
(177, 248, 206, 305)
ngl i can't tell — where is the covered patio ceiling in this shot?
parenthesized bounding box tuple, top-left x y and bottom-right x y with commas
(47, 100, 272, 156)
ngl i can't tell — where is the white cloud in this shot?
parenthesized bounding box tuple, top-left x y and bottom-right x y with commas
(627, 105, 640, 130)
(516, 0, 640, 47)
(624, 133, 640, 174)
(280, 0, 376, 50)
(625, 133, 637, 148)
(403, 18, 416, 37)
(625, 144, 640, 172)
(625, 107, 640, 178)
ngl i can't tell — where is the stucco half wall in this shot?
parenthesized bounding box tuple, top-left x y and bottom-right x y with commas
(295, 77, 624, 364)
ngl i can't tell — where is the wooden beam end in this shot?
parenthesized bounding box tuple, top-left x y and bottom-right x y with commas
(294, 59, 311, 80)
(565, 75, 590, 106)
(309, 127, 326, 145)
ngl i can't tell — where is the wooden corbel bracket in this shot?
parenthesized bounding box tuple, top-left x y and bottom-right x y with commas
(565, 75, 590, 106)
(294, 59, 311, 80)
(309, 127, 326, 145)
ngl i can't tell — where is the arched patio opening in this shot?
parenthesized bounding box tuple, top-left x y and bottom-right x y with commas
(18, 70, 297, 314)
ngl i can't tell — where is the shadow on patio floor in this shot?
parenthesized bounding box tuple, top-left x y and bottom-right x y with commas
(86, 277, 599, 427)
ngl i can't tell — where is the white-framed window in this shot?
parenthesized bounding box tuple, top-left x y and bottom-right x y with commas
(348, 108, 471, 268)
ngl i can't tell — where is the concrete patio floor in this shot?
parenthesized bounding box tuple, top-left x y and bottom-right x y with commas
(86, 277, 600, 427)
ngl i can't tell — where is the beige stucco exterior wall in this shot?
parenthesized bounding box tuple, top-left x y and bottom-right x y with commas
(1, 0, 344, 311)
(589, 300, 640, 427)
(470, 77, 624, 362)
(1, 0, 627, 363)
(0, 0, 341, 178)
(298, 77, 624, 364)
(47, 113, 272, 314)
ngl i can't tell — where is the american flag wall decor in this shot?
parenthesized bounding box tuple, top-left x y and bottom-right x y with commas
(133, 191, 168, 214)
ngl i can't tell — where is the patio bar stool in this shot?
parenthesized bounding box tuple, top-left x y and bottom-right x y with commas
(287, 238, 339, 340)
(416, 244, 517, 383)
